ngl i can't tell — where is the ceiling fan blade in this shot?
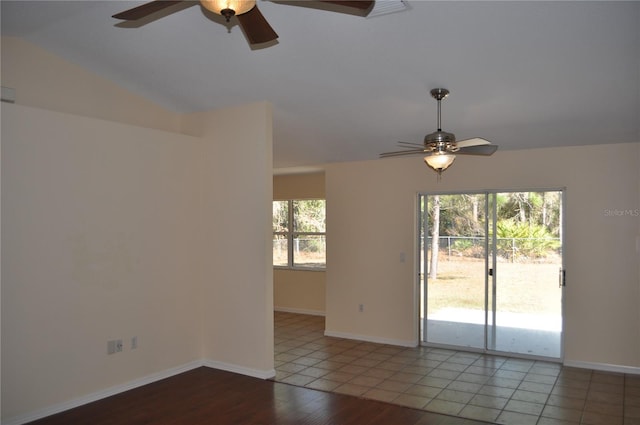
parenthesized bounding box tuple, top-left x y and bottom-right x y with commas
(380, 148, 427, 158)
(456, 145, 498, 156)
(112, 0, 185, 20)
(456, 137, 491, 148)
(236, 6, 279, 44)
(318, 1, 375, 11)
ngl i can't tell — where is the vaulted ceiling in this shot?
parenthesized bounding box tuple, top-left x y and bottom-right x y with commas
(2, 1, 639, 170)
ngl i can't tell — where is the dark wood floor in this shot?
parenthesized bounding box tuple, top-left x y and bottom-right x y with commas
(27, 367, 492, 425)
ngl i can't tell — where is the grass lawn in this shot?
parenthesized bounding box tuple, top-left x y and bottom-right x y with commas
(425, 256, 562, 317)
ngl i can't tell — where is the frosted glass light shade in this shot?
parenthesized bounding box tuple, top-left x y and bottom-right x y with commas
(424, 153, 456, 173)
(201, 0, 256, 16)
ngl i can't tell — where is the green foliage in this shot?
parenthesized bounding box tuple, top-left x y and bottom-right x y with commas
(452, 238, 474, 251)
(496, 219, 560, 260)
(450, 237, 484, 258)
(294, 200, 326, 233)
(428, 194, 484, 237)
(272, 201, 289, 232)
(424, 191, 562, 263)
(497, 192, 561, 237)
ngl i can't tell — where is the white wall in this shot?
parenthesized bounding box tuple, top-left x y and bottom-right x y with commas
(1, 105, 203, 421)
(273, 270, 326, 315)
(325, 143, 640, 368)
(184, 104, 275, 376)
(325, 160, 418, 346)
(1, 37, 274, 423)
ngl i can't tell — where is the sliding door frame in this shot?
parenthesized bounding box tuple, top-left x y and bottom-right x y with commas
(417, 188, 566, 362)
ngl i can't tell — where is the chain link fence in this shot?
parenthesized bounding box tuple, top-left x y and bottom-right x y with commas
(426, 236, 561, 263)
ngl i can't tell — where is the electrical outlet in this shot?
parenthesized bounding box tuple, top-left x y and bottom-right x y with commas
(358, 304, 364, 313)
(116, 339, 123, 352)
(131, 336, 138, 350)
(107, 340, 116, 355)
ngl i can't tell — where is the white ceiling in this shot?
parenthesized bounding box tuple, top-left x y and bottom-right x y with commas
(2, 1, 639, 170)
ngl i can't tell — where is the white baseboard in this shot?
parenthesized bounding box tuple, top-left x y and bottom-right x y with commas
(324, 330, 418, 348)
(203, 359, 276, 379)
(3, 359, 278, 425)
(274, 306, 325, 316)
(3, 360, 204, 425)
(563, 359, 640, 375)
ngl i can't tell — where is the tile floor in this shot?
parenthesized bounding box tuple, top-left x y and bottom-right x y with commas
(273, 312, 640, 425)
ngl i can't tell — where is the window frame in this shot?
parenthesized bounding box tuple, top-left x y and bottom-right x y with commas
(273, 199, 326, 271)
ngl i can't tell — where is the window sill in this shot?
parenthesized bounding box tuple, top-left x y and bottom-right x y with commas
(274, 266, 326, 272)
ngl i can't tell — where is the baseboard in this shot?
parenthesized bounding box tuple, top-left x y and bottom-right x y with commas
(203, 359, 276, 379)
(563, 359, 640, 375)
(3, 360, 204, 425)
(324, 330, 418, 348)
(274, 306, 325, 316)
(5, 359, 278, 425)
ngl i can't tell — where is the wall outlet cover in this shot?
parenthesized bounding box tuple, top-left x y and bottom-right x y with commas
(107, 340, 116, 355)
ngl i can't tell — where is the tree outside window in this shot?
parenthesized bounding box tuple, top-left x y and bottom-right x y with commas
(273, 199, 326, 269)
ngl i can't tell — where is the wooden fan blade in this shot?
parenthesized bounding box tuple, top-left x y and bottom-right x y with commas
(112, 0, 184, 20)
(236, 6, 279, 44)
(380, 148, 427, 158)
(456, 145, 498, 156)
(456, 137, 491, 148)
(319, 1, 374, 11)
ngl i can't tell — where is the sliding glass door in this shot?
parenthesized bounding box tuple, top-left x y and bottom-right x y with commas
(421, 193, 488, 350)
(419, 190, 564, 359)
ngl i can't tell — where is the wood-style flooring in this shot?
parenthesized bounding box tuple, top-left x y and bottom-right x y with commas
(27, 367, 490, 425)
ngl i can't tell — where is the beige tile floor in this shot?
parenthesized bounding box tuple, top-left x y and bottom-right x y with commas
(273, 312, 640, 425)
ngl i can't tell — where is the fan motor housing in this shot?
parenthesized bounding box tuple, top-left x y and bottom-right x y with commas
(425, 130, 456, 144)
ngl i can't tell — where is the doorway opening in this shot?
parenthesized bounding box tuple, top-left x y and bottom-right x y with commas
(419, 191, 564, 359)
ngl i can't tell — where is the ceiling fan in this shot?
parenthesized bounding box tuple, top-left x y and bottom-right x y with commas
(381, 88, 498, 177)
(112, 0, 374, 45)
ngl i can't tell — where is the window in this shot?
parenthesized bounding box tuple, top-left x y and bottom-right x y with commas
(273, 199, 326, 269)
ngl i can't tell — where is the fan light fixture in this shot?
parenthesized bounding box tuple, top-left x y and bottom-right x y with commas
(200, 0, 256, 21)
(424, 152, 456, 174)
